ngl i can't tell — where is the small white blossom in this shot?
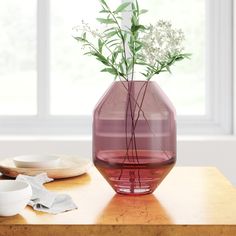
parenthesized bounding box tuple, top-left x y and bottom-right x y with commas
(140, 20, 185, 65)
(72, 20, 103, 39)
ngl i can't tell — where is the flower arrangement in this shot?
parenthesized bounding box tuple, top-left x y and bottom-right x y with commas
(73, 0, 190, 81)
(73, 0, 190, 195)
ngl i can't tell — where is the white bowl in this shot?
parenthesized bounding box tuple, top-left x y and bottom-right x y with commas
(0, 180, 32, 216)
(13, 155, 60, 168)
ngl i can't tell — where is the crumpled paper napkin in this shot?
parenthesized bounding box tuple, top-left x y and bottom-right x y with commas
(16, 173, 78, 214)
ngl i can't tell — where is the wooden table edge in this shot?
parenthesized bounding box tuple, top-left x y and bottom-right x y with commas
(0, 224, 236, 236)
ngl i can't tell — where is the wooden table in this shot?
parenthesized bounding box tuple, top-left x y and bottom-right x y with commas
(0, 167, 236, 236)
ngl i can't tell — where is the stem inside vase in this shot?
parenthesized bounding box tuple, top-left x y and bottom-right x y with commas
(93, 81, 176, 195)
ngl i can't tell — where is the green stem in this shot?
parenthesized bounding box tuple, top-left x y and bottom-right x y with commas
(83, 39, 127, 80)
(104, 7, 129, 78)
(100, 36, 128, 81)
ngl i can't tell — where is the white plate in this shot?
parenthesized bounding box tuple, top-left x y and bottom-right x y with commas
(13, 155, 60, 168)
(0, 156, 92, 179)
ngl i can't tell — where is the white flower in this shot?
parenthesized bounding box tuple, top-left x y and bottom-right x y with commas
(140, 20, 185, 65)
(72, 20, 103, 39)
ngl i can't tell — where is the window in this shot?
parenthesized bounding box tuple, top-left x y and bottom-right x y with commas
(50, 0, 119, 115)
(0, 0, 37, 115)
(0, 0, 233, 135)
(141, 0, 206, 116)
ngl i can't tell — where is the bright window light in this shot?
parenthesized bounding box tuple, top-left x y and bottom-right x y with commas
(0, 0, 37, 115)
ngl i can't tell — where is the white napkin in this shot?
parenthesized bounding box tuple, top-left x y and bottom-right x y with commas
(16, 173, 78, 214)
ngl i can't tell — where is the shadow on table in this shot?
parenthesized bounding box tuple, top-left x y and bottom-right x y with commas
(0, 214, 27, 224)
(46, 173, 92, 191)
(96, 193, 173, 224)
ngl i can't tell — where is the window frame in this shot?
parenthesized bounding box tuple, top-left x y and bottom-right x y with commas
(0, 0, 233, 135)
(178, 0, 233, 134)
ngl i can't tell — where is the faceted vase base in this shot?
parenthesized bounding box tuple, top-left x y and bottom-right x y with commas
(94, 149, 175, 195)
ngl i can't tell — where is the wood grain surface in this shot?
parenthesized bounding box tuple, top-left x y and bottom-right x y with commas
(0, 166, 236, 236)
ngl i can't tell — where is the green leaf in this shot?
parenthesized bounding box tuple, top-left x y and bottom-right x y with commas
(135, 45, 142, 52)
(113, 51, 119, 60)
(175, 56, 184, 61)
(181, 53, 192, 59)
(74, 37, 83, 42)
(83, 43, 91, 47)
(135, 40, 144, 46)
(114, 2, 131, 14)
(127, 61, 133, 72)
(131, 2, 135, 11)
(116, 46, 123, 54)
(99, 9, 109, 13)
(123, 32, 128, 41)
(101, 68, 118, 75)
(92, 52, 110, 66)
(135, 0, 139, 13)
(131, 15, 138, 27)
(140, 72, 147, 77)
(98, 39, 103, 53)
(131, 24, 146, 33)
(109, 42, 120, 48)
(116, 16, 123, 20)
(136, 62, 147, 66)
(101, 68, 108, 72)
(112, 51, 119, 63)
(96, 58, 110, 66)
(166, 65, 172, 74)
(106, 30, 118, 37)
(118, 73, 125, 78)
(96, 18, 116, 24)
(156, 60, 165, 66)
(83, 52, 92, 56)
(106, 38, 120, 45)
(181, 53, 192, 57)
(119, 63, 124, 74)
(140, 9, 148, 14)
(104, 27, 116, 33)
(99, 0, 108, 7)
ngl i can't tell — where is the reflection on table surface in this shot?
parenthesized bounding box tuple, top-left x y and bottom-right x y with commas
(0, 167, 236, 225)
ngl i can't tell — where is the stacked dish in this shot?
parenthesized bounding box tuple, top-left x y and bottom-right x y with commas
(0, 155, 91, 179)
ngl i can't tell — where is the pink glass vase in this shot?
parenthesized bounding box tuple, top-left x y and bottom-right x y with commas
(93, 81, 176, 195)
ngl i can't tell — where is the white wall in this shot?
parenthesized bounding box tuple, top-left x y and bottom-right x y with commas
(177, 136, 236, 186)
(0, 136, 235, 186)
